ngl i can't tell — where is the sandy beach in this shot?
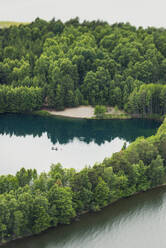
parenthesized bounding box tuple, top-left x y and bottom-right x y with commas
(46, 106, 95, 118)
(44, 106, 127, 119)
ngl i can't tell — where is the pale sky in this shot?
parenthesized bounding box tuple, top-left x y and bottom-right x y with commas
(0, 0, 166, 28)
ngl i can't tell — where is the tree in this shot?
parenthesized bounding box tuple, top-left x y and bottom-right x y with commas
(31, 195, 50, 234)
(94, 105, 107, 118)
(147, 155, 165, 187)
(48, 184, 76, 225)
(93, 177, 110, 209)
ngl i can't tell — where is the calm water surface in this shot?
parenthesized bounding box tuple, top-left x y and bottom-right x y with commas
(0, 114, 160, 174)
(3, 186, 166, 248)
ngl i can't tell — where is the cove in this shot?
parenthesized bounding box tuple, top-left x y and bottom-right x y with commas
(0, 113, 160, 175)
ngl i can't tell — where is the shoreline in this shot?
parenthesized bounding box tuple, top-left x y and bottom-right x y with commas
(33, 106, 163, 121)
(0, 106, 163, 121)
(0, 116, 165, 246)
(1, 183, 166, 247)
(42, 106, 95, 119)
(35, 105, 131, 120)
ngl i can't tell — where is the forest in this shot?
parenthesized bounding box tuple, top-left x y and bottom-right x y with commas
(1, 18, 166, 113)
(0, 116, 166, 244)
(1, 18, 166, 244)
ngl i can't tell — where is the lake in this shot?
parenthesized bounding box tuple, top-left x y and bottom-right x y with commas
(0, 114, 160, 175)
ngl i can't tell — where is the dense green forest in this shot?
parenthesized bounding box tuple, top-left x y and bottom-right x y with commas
(0, 117, 166, 244)
(1, 18, 166, 113)
(1, 18, 166, 244)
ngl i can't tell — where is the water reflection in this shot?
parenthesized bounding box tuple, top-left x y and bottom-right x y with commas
(0, 114, 160, 145)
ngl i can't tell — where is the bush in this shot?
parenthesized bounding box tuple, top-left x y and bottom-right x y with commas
(94, 105, 107, 118)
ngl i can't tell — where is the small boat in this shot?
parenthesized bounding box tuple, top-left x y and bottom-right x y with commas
(51, 147, 58, 151)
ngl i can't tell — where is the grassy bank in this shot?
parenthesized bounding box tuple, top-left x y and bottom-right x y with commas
(32, 110, 53, 117)
(93, 113, 132, 120)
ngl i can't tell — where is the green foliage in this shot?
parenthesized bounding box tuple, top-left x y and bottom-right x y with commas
(0, 85, 43, 113)
(126, 84, 166, 116)
(94, 105, 107, 118)
(93, 177, 110, 209)
(48, 184, 76, 225)
(1, 19, 166, 112)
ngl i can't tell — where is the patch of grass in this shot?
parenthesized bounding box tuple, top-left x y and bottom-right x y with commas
(92, 113, 131, 120)
(31, 110, 52, 117)
(105, 113, 132, 119)
(0, 21, 29, 28)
